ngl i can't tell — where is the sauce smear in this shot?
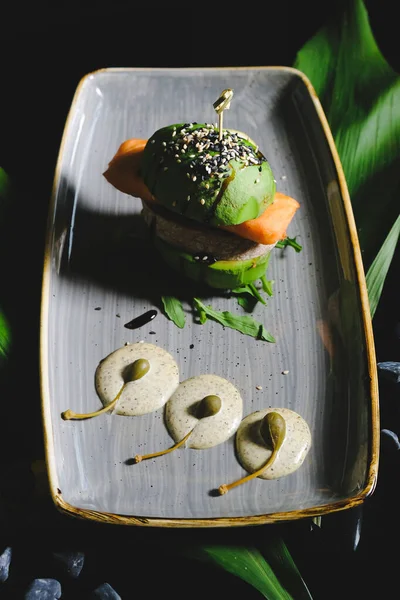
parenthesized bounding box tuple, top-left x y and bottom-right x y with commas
(124, 310, 158, 330)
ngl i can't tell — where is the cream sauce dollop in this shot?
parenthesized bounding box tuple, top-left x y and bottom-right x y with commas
(95, 342, 179, 416)
(165, 374, 243, 449)
(235, 407, 311, 479)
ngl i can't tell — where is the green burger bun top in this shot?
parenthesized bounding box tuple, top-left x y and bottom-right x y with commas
(140, 123, 276, 227)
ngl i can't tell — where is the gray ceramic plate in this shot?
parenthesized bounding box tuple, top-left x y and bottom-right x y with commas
(40, 66, 379, 527)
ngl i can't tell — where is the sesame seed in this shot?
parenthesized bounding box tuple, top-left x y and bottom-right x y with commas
(151, 140, 155, 144)
(282, 370, 289, 375)
(192, 175, 197, 182)
(256, 385, 263, 390)
(187, 195, 190, 201)
(202, 256, 208, 261)
(255, 178, 260, 183)
(172, 201, 176, 206)
(163, 166, 168, 171)
(162, 141, 167, 146)
(200, 198, 205, 204)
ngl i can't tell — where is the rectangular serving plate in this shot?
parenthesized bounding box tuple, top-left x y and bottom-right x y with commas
(40, 66, 379, 527)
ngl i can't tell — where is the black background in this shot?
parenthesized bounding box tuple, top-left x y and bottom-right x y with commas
(1, 1, 400, 598)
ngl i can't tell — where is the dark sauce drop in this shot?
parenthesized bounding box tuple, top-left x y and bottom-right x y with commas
(124, 309, 158, 330)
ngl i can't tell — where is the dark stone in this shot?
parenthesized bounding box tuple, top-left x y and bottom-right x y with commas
(377, 361, 400, 383)
(0, 546, 12, 582)
(52, 550, 85, 578)
(92, 582, 122, 599)
(24, 578, 62, 599)
(381, 428, 400, 451)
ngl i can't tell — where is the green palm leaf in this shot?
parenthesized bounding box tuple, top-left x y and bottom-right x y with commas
(183, 544, 294, 600)
(259, 535, 313, 600)
(294, 0, 400, 279)
(0, 167, 12, 366)
(0, 310, 11, 365)
(366, 214, 400, 318)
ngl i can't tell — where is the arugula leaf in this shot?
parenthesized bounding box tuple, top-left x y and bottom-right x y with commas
(161, 295, 186, 329)
(193, 298, 275, 342)
(235, 293, 258, 313)
(247, 283, 267, 304)
(275, 237, 303, 252)
(231, 283, 267, 312)
(261, 275, 275, 296)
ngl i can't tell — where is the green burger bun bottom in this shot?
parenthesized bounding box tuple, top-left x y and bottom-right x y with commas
(152, 236, 272, 290)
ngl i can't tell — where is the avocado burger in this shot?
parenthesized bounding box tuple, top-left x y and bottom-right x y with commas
(103, 122, 299, 289)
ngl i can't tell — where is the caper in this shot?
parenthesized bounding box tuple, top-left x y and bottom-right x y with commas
(129, 358, 150, 381)
(260, 411, 286, 452)
(196, 394, 222, 419)
(218, 411, 287, 494)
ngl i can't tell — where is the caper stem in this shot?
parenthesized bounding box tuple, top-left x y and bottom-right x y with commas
(218, 447, 279, 495)
(61, 384, 125, 421)
(133, 429, 193, 463)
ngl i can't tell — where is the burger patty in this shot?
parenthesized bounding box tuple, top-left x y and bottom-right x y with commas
(141, 200, 275, 261)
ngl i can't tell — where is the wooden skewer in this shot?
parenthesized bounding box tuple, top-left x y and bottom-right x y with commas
(213, 88, 234, 141)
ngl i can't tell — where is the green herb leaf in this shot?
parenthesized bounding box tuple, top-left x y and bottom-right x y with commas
(366, 214, 400, 318)
(261, 275, 275, 296)
(235, 293, 258, 313)
(231, 283, 266, 305)
(248, 283, 267, 304)
(193, 298, 275, 342)
(231, 283, 267, 312)
(161, 295, 186, 328)
(275, 237, 303, 252)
